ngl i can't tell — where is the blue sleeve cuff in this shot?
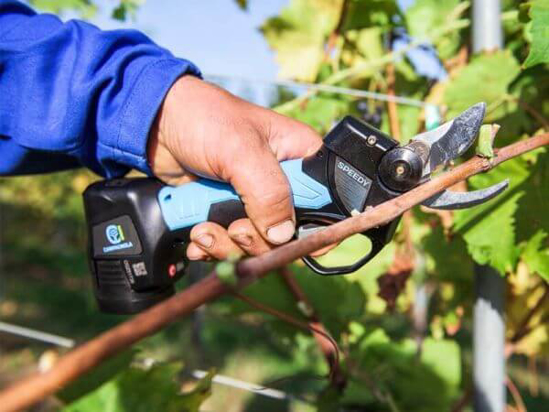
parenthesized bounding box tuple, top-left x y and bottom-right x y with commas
(108, 58, 201, 177)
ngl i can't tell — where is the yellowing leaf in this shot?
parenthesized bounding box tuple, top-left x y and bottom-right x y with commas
(522, 230, 549, 281)
(513, 324, 549, 356)
(261, 0, 344, 81)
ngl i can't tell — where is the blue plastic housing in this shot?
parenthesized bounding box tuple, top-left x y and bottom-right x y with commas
(158, 159, 331, 231)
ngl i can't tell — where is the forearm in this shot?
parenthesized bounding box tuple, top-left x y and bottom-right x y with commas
(0, 0, 200, 177)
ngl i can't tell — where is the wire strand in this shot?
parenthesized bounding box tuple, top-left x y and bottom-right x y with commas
(205, 73, 431, 108)
(0, 322, 75, 348)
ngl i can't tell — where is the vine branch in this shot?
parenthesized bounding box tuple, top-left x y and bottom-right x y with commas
(277, 267, 345, 388)
(0, 133, 547, 412)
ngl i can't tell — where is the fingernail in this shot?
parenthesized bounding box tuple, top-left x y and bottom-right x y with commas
(267, 220, 295, 245)
(234, 234, 253, 247)
(187, 244, 206, 261)
(195, 234, 214, 249)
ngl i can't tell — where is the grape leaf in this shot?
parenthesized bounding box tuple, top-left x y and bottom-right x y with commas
(405, 0, 462, 59)
(261, 0, 344, 81)
(293, 265, 366, 336)
(515, 150, 549, 243)
(57, 350, 136, 404)
(420, 338, 461, 390)
(342, 0, 400, 31)
(422, 226, 474, 303)
(455, 193, 520, 275)
(523, 0, 549, 68)
(342, 330, 461, 411)
(444, 51, 520, 121)
(30, 0, 96, 17)
(285, 93, 352, 132)
(453, 148, 547, 280)
(355, 27, 385, 61)
(112, 0, 142, 21)
(496, 66, 549, 140)
(63, 363, 212, 412)
(405, 0, 459, 37)
(341, 27, 386, 74)
(234, 0, 247, 10)
(453, 156, 532, 274)
(225, 264, 365, 338)
(522, 230, 549, 281)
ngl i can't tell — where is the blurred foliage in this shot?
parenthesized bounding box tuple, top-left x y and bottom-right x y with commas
(63, 362, 213, 412)
(2, 0, 549, 411)
(29, 0, 142, 20)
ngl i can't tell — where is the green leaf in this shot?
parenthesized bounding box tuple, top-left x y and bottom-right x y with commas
(454, 156, 532, 274)
(456, 192, 521, 274)
(294, 266, 366, 337)
(261, 0, 344, 81)
(63, 362, 212, 412)
(234, 0, 247, 10)
(355, 27, 385, 61)
(523, 0, 549, 68)
(444, 51, 520, 121)
(177, 369, 215, 412)
(226, 265, 365, 338)
(30, 0, 97, 18)
(476, 124, 499, 158)
(317, 385, 343, 412)
(112, 0, 142, 21)
(515, 150, 549, 243)
(422, 226, 474, 302)
(522, 230, 549, 281)
(284, 93, 352, 132)
(421, 338, 461, 390)
(57, 349, 136, 404)
(342, 0, 400, 32)
(405, 0, 459, 37)
(342, 330, 461, 411)
(215, 260, 237, 287)
(405, 0, 462, 59)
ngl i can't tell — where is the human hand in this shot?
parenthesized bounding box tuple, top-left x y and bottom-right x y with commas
(148, 76, 323, 261)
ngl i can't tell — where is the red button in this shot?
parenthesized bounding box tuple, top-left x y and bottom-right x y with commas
(168, 264, 177, 278)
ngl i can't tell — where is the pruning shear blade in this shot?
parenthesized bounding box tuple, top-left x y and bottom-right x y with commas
(421, 179, 509, 210)
(411, 102, 487, 178)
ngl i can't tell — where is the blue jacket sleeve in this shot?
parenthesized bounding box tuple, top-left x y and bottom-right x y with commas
(0, 0, 201, 178)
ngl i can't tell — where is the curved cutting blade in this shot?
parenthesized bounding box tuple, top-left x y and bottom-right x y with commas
(421, 179, 509, 210)
(410, 102, 487, 178)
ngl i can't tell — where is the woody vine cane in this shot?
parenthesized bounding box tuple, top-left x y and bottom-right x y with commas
(0, 131, 547, 412)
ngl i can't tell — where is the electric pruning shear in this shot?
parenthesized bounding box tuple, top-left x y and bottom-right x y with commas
(83, 102, 508, 314)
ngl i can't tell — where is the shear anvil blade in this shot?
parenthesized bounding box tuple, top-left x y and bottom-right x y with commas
(410, 102, 487, 177)
(421, 179, 509, 210)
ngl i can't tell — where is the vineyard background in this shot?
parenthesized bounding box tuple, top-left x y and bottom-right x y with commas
(0, 0, 548, 411)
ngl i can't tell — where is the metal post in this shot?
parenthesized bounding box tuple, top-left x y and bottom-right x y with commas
(473, 265, 506, 412)
(472, 0, 503, 53)
(472, 2, 505, 411)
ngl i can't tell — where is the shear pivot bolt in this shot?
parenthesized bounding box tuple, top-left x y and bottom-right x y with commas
(367, 135, 377, 146)
(395, 165, 406, 175)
